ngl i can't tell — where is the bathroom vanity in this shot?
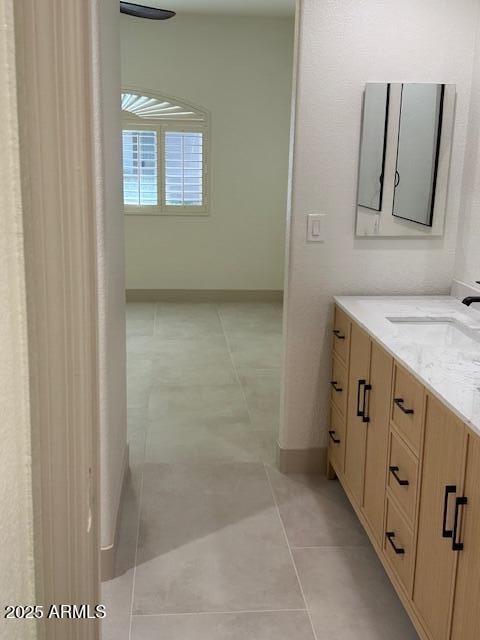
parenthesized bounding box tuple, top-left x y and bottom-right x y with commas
(328, 296, 480, 640)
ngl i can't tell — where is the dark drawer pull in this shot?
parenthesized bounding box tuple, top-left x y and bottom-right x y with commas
(330, 380, 343, 393)
(389, 465, 409, 486)
(452, 496, 467, 551)
(362, 383, 372, 423)
(356, 379, 366, 417)
(333, 329, 345, 340)
(386, 531, 405, 555)
(394, 398, 414, 415)
(442, 485, 456, 538)
(328, 430, 341, 444)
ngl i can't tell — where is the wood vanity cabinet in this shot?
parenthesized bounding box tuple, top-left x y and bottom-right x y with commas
(387, 430, 418, 525)
(332, 305, 351, 365)
(344, 323, 371, 505)
(330, 313, 393, 542)
(328, 304, 480, 640)
(413, 396, 467, 640)
(328, 404, 346, 474)
(362, 342, 393, 543)
(327, 305, 352, 474)
(391, 363, 424, 455)
(450, 434, 480, 640)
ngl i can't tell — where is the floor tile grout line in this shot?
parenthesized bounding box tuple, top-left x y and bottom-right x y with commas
(216, 304, 256, 431)
(124, 302, 157, 638)
(127, 368, 150, 639)
(127, 477, 142, 639)
(218, 303, 309, 631)
(219, 304, 304, 627)
(131, 608, 308, 618)
(263, 463, 320, 640)
(291, 544, 368, 550)
(152, 300, 158, 337)
(128, 302, 163, 631)
(217, 303, 279, 459)
(217, 303, 283, 466)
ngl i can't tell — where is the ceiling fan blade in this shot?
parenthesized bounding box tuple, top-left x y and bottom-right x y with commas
(120, 2, 176, 20)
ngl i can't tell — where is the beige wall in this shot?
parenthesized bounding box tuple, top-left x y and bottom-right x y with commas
(0, 0, 36, 637)
(121, 14, 294, 291)
(455, 11, 480, 287)
(281, 0, 480, 451)
(93, 0, 128, 551)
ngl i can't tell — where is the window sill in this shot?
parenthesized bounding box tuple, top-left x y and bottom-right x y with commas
(124, 207, 209, 217)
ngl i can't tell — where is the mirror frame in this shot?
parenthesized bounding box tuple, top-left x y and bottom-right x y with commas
(355, 83, 456, 238)
(357, 83, 390, 213)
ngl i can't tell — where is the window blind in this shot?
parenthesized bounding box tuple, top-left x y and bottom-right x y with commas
(123, 130, 158, 206)
(165, 131, 203, 207)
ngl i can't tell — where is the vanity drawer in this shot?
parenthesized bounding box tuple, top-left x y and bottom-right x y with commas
(328, 404, 346, 475)
(384, 497, 414, 593)
(332, 305, 351, 364)
(387, 430, 419, 525)
(391, 364, 424, 454)
(330, 355, 347, 417)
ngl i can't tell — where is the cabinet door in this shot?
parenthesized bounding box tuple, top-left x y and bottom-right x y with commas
(363, 342, 393, 543)
(413, 395, 467, 640)
(344, 323, 371, 506)
(450, 433, 480, 640)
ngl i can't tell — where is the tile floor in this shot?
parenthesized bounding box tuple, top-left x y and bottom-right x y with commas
(101, 302, 419, 639)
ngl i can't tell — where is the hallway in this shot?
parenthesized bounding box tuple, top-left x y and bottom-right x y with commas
(102, 302, 418, 639)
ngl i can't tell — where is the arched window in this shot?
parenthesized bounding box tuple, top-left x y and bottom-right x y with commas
(121, 88, 209, 215)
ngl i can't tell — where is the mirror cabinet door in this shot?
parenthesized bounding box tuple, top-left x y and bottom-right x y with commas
(393, 83, 445, 227)
(357, 83, 389, 211)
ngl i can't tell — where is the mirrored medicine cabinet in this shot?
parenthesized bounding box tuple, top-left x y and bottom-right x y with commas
(355, 82, 456, 237)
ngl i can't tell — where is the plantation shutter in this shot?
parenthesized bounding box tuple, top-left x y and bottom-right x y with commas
(164, 131, 203, 207)
(122, 129, 158, 206)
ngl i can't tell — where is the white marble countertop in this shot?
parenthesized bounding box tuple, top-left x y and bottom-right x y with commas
(334, 296, 480, 437)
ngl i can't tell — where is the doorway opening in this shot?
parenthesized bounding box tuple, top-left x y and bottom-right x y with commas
(101, 2, 297, 637)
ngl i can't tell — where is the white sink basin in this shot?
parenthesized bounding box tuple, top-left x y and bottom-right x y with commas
(386, 316, 480, 349)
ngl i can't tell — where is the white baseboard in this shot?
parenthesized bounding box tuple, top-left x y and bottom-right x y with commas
(126, 289, 284, 303)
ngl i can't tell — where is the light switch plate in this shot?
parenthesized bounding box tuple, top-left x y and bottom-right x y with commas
(307, 213, 326, 242)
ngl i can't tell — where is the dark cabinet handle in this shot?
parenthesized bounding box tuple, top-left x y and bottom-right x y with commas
(452, 496, 467, 551)
(333, 329, 345, 340)
(362, 383, 372, 423)
(386, 531, 405, 555)
(356, 379, 366, 417)
(328, 430, 341, 444)
(330, 380, 343, 393)
(389, 465, 409, 486)
(394, 398, 414, 415)
(442, 485, 457, 538)
(394, 170, 401, 187)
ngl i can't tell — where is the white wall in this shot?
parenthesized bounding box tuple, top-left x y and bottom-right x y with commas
(0, 1, 36, 636)
(455, 12, 480, 287)
(281, 0, 480, 451)
(93, 0, 128, 551)
(121, 14, 294, 291)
